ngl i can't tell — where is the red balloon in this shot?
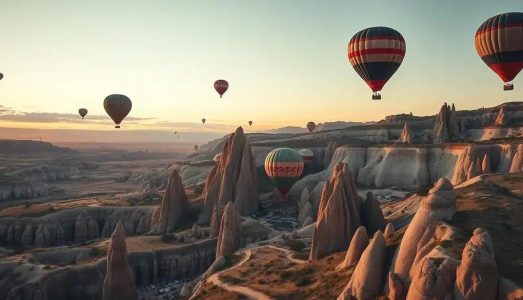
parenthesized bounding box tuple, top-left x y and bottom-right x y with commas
(214, 80, 229, 98)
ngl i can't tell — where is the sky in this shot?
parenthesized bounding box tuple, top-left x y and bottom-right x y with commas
(0, 0, 521, 143)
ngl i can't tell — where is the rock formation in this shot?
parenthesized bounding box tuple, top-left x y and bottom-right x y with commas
(150, 169, 190, 234)
(390, 178, 456, 292)
(384, 223, 395, 239)
(361, 192, 386, 235)
(336, 226, 369, 270)
(74, 210, 99, 243)
(433, 102, 459, 143)
(455, 228, 498, 300)
(510, 144, 523, 173)
(209, 207, 222, 238)
(399, 123, 413, 144)
(102, 221, 137, 300)
(199, 127, 258, 223)
(297, 202, 313, 225)
(216, 201, 241, 259)
(338, 231, 386, 300)
(309, 162, 362, 260)
(481, 153, 491, 174)
(495, 106, 509, 125)
(323, 141, 339, 168)
(407, 256, 457, 300)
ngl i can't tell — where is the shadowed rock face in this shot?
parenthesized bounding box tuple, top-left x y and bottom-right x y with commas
(361, 192, 386, 235)
(102, 221, 137, 300)
(433, 102, 459, 143)
(150, 169, 190, 234)
(198, 127, 258, 223)
(455, 228, 498, 300)
(323, 141, 339, 168)
(216, 201, 241, 259)
(339, 231, 386, 300)
(310, 162, 363, 260)
(390, 178, 456, 292)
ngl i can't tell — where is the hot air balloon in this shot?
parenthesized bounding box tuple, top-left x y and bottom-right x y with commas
(298, 148, 314, 166)
(475, 12, 523, 91)
(214, 80, 229, 98)
(264, 148, 304, 197)
(306, 121, 316, 133)
(78, 108, 88, 119)
(348, 27, 406, 100)
(248, 121, 253, 126)
(202, 118, 206, 124)
(174, 131, 178, 135)
(194, 145, 199, 152)
(103, 94, 132, 128)
(0, 73, 3, 80)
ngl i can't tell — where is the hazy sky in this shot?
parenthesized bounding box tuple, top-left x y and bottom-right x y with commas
(0, 0, 521, 141)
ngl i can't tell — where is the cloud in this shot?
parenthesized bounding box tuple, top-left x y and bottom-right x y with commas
(0, 108, 154, 124)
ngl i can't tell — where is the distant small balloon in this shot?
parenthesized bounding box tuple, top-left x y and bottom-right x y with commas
(214, 80, 229, 98)
(248, 120, 253, 126)
(103, 94, 132, 129)
(0, 73, 3, 80)
(194, 145, 199, 152)
(78, 108, 88, 119)
(202, 118, 206, 124)
(306, 122, 316, 133)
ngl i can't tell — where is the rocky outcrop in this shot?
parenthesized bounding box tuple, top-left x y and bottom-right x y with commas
(310, 162, 362, 260)
(407, 256, 457, 300)
(199, 127, 258, 223)
(150, 169, 191, 234)
(495, 106, 509, 126)
(433, 102, 459, 143)
(510, 144, 523, 173)
(102, 221, 137, 300)
(323, 141, 339, 168)
(399, 123, 413, 144)
(216, 202, 241, 259)
(74, 210, 99, 243)
(336, 226, 369, 270)
(338, 231, 386, 300)
(455, 228, 498, 300)
(390, 178, 456, 292)
(361, 192, 386, 235)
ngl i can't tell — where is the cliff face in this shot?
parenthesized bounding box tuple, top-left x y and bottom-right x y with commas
(198, 127, 258, 224)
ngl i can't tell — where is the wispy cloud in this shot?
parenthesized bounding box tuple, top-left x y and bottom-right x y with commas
(0, 108, 154, 124)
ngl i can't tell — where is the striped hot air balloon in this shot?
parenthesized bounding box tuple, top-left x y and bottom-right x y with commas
(475, 12, 523, 91)
(348, 26, 406, 100)
(214, 79, 229, 98)
(103, 94, 132, 128)
(78, 108, 88, 119)
(264, 148, 304, 196)
(298, 148, 314, 166)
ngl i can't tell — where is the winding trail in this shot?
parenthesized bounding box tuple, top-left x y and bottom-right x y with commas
(205, 245, 307, 299)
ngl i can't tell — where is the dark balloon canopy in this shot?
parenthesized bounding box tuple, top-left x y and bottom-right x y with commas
(103, 94, 132, 129)
(306, 122, 316, 133)
(475, 12, 523, 89)
(0, 73, 3, 80)
(202, 118, 206, 124)
(348, 26, 406, 99)
(214, 80, 228, 98)
(248, 120, 253, 126)
(78, 108, 88, 119)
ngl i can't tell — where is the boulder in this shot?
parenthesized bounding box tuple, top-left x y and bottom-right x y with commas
(216, 201, 241, 259)
(150, 169, 190, 234)
(338, 231, 386, 300)
(455, 228, 498, 300)
(309, 162, 361, 260)
(336, 226, 369, 270)
(361, 192, 386, 235)
(102, 221, 137, 300)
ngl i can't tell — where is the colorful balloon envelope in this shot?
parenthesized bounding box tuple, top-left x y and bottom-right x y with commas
(475, 12, 523, 91)
(348, 26, 406, 99)
(103, 94, 132, 128)
(306, 121, 316, 133)
(78, 108, 88, 119)
(264, 148, 304, 196)
(214, 79, 229, 98)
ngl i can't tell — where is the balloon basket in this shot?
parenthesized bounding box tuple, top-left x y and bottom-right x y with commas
(372, 93, 382, 100)
(504, 83, 514, 91)
(115, 125, 120, 129)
